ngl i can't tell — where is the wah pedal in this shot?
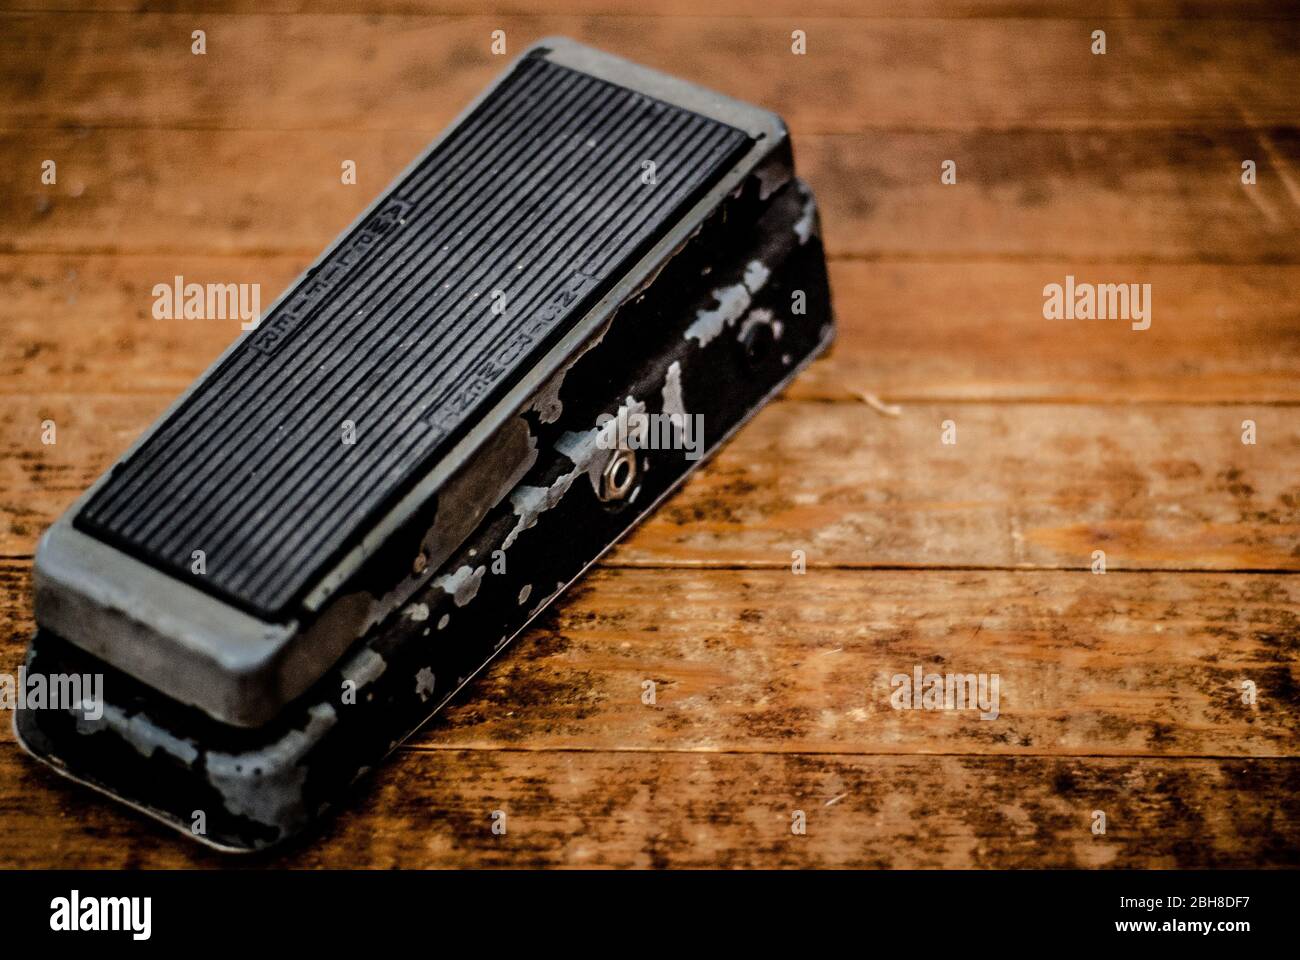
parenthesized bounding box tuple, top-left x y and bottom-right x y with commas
(16, 37, 835, 850)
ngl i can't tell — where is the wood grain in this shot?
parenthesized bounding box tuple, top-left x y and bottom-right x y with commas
(2, 744, 1295, 868)
(0, 2, 1296, 868)
(5, 396, 1297, 568)
(6, 129, 1299, 260)
(5, 2, 1297, 19)
(0, 562, 1293, 758)
(3, 14, 1299, 132)
(6, 255, 1300, 403)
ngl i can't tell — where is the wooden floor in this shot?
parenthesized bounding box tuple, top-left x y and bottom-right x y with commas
(2, 1, 1299, 867)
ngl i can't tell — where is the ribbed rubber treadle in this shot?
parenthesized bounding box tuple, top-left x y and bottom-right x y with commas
(77, 55, 750, 618)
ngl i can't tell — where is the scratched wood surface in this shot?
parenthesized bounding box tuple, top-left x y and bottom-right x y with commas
(0, 4, 1298, 868)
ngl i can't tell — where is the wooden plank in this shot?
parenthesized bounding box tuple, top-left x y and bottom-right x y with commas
(4, 2, 1296, 20)
(616, 402, 1300, 571)
(5, 129, 1297, 260)
(2, 561, 1296, 757)
(415, 567, 1300, 758)
(3, 14, 1298, 132)
(0, 743, 1294, 867)
(802, 129, 1300, 264)
(0, 254, 292, 396)
(4, 397, 1296, 568)
(803, 261, 1300, 403)
(6, 255, 1300, 403)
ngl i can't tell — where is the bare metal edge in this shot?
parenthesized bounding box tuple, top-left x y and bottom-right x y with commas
(34, 36, 789, 727)
(16, 321, 835, 856)
(12, 709, 251, 854)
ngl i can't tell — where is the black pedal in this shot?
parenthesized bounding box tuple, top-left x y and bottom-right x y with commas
(17, 37, 834, 850)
